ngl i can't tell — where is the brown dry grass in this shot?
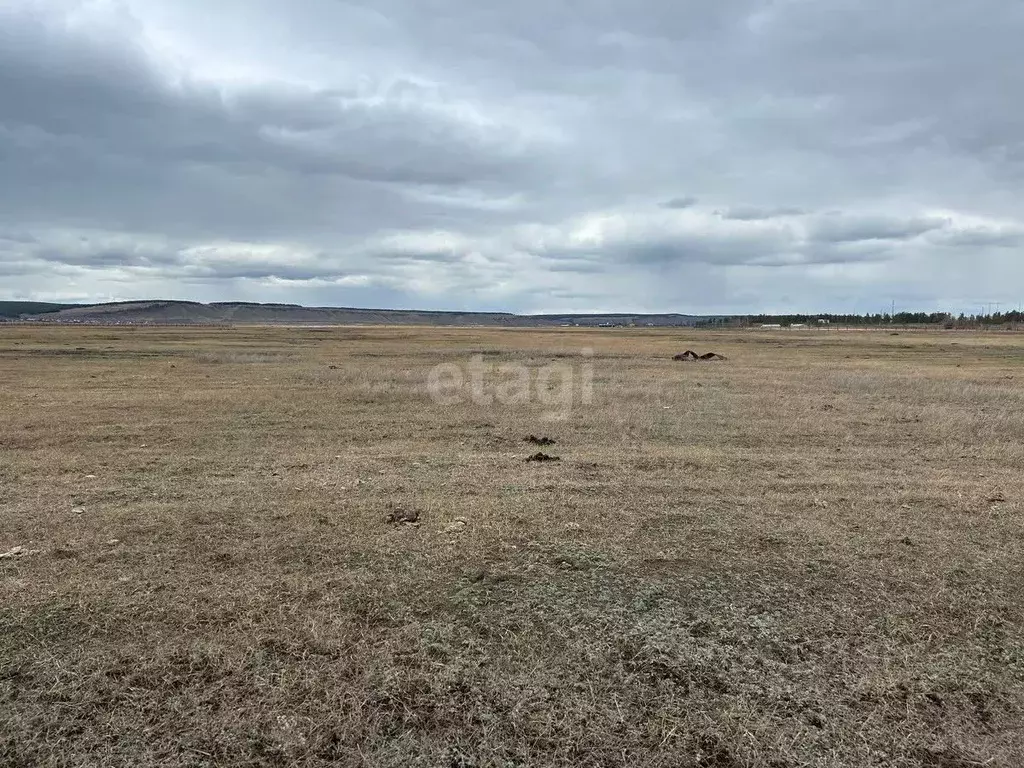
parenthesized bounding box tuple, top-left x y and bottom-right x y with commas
(1, 325, 1023, 767)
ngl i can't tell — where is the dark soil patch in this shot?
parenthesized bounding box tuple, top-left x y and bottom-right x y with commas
(525, 435, 556, 446)
(387, 507, 421, 525)
(673, 351, 728, 361)
(525, 452, 560, 463)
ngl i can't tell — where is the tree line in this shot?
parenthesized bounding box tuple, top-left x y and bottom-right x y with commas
(697, 311, 1024, 328)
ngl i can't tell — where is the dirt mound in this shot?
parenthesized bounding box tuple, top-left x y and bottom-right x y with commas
(525, 452, 560, 462)
(525, 435, 556, 446)
(386, 507, 421, 525)
(673, 350, 728, 361)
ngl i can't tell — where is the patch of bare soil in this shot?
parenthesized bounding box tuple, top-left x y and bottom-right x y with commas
(673, 350, 728, 361)
(386, 507, 421, 525)
(525, 452, 561, 462)
(525, 435, 556, 446)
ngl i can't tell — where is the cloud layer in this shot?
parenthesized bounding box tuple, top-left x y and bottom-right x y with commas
(2, 0, 1023, 313)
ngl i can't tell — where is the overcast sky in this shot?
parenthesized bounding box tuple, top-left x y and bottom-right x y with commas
(2, 0, 1023, 314)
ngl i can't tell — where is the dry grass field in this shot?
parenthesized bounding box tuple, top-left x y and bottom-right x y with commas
(2, 324, 1023, 767)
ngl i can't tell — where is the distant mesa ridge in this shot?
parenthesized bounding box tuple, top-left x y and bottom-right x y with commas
(0, 300, 707, 327)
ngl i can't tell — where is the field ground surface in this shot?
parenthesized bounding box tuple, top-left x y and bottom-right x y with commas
(1, 325, 1023, 767)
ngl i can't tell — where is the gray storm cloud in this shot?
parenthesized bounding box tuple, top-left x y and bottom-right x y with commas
(0, 0, 1022, 313)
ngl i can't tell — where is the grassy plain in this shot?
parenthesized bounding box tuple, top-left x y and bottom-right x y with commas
(1, 324, 1023, 767)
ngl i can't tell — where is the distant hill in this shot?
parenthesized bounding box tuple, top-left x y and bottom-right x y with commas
(0, 301, 82, 319)
(0, 300, 706, 327)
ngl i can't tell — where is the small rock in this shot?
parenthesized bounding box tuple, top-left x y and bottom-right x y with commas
(85, 475, 97, 479)
(72, 507, 86, 515)
(106, 539, 121, 546)
(443, 520, 467, 534)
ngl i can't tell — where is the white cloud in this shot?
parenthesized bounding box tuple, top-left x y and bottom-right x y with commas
(1, 0, 1022, 312)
